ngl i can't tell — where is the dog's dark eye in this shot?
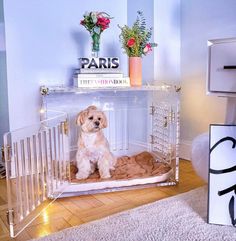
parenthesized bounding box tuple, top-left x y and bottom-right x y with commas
(88, 116, 93, 120)
(98, 117, 101, 121)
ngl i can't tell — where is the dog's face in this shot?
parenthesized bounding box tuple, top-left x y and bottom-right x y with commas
(76, 106, 107, 133)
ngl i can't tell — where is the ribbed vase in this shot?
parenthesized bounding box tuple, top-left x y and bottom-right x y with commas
(129, 57, 142, 86)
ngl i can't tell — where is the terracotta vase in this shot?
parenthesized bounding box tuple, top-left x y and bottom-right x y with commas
(129, 57, 142, 86)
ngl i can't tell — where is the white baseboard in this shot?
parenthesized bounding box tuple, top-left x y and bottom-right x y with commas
(179, 140, 192, 161)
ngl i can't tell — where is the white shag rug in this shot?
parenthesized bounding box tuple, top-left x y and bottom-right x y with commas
(33, 186, 236, 241)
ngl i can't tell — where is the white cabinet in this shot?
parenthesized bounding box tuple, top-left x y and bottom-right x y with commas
(207, 38, 236, 96)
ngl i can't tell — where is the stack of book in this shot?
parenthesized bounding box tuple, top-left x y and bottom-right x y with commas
(73, 57, 130, 88)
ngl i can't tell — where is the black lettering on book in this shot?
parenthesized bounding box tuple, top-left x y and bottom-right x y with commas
(88, 58, 98, 68)
(107, 58, 111, 68)
(80, 57, 119, 69)
(81, 58, 89, 68)
(99, 58, 107, 68)
(112, 58, 119, 68)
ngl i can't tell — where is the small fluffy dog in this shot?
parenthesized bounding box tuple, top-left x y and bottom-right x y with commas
(75, 106, 116, 179)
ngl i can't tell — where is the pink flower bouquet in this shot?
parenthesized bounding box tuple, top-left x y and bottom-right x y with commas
(118, 11, 157, 57)
(80, 11, 112, 56)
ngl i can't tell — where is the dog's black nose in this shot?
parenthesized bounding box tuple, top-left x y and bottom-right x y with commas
(94, 121, 100, 126)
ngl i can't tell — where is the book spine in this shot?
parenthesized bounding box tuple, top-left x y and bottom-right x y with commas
(79, 68, 122, 74)
(74, 77, 130, 88)
(75, 73, 123, 78)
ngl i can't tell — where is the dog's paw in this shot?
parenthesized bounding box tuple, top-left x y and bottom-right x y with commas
(76, 172, 89, 180)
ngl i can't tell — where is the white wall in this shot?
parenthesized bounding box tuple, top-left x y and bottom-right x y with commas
(154, 0, 181, 84)
(0, 0, 9, 152)
(3, 0, 127, 130)
(180, 0, 236, 159)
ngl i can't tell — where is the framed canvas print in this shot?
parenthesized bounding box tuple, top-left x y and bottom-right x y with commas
(208, 124, 236, 226)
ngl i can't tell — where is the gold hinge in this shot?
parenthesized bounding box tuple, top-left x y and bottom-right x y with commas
(40, 86, 49, 96)
(150, 135, 154, 144)
(6, 209, 14, 225)
(61, 120, 69, 136)
(174, 85, 181, 92)
(150, 105, 155, 115)
(163, 116, 168, 127)
(1, 145, 11, 162)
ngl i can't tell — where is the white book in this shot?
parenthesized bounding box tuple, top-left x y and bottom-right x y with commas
(78, 57, 120, 69)
(75, 73, 123, 78)
(74, 77, 130, 88)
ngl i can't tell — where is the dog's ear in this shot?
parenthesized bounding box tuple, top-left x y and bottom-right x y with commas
(76, 110, 88, 126)
(100, 112, 108, 129)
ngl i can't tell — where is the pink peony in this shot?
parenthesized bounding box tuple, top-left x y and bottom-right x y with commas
(97, 17, 110, 30)
(143, 43, 152, 54)
(127, 38, 136, 47)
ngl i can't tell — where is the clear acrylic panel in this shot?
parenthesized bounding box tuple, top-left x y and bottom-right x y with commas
(42, 85, 180, 194)
(4, 111, 70, 238)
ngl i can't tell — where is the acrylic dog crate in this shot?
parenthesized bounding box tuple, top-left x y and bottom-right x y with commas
(3, 84, 180, 237)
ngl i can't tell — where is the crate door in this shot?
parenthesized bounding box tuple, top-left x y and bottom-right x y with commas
(3, 113, 70, 238)
(151, 101, 179, 169)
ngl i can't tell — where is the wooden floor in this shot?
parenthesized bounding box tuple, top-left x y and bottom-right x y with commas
(0, 160, 205, 241)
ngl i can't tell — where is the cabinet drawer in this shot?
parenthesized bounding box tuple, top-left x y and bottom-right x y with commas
(208, 38, 236, 95)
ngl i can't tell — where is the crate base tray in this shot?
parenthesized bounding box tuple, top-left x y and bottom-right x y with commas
(65, 151, 173, 193)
